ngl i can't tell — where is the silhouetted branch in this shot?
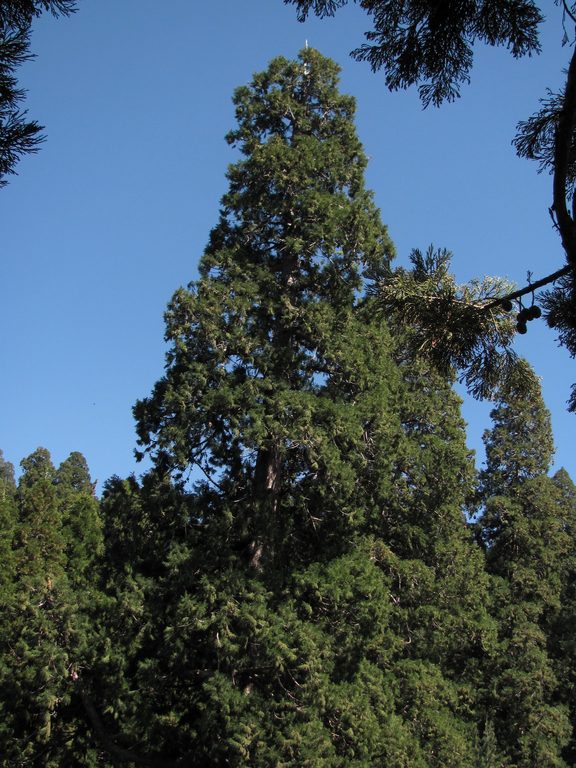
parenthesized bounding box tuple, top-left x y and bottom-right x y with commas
(483, 263, 574, 310)
(562, 0, 576, 28)
(553, 45, 576, 261)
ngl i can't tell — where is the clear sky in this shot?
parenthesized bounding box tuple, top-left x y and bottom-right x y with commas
(1, 0, 574, 490)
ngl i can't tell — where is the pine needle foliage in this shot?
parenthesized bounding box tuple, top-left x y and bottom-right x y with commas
(375, 246, 518, 401)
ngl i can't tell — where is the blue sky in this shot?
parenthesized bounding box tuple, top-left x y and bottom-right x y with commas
(1, 0, 574, 489)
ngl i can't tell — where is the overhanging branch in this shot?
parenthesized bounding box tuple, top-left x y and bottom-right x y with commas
(483, 263, 574, 310)
(562, 0, 576, 28)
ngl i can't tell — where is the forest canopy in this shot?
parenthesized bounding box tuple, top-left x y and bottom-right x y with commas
(2, 48, 576, 766)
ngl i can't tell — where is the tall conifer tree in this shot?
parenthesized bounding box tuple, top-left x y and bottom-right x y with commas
(0, 449, 16, 597)
(0, 451, 18, 756)
(547, 467, 576, 765)
(94, 49, 492, 766)
(477, 365, 572, 767)
(0, 448, 102, 767)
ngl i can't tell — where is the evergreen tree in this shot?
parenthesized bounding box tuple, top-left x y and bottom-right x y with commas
(0, 448, 16, 488)
(0, 451, 18, 756)
(0, 449, 17, 593)
(547, 467, 576, 765)
(132, 46, 396, 572)
(92, 49, 493, 767)
(0, 448, 103, 767)
(374, 349, 498, 768)
(0, 448, 72, 764)
(479, 360, 554, 501)
(55, 451, 101, 586)
(477, 367, 572, 767)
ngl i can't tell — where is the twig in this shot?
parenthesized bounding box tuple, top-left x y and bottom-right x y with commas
(482, 263, 573, 310)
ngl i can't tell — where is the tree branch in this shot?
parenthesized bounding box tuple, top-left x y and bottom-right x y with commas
(553, 44, 576, 262)
(562, 0, 576, 28)
(483, 263, 574, 310)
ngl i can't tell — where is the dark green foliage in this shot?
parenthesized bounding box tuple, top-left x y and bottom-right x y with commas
(514, 84, 576, 407)
(55, 451, 102, 583)
(0, 448, 16, 488)
(477, 371, 573, 766)
(284, 1, 576, 413)
(83, 49, 498, 767)
(98, 48, 406, 762)
(285, 0, 542, 106)
(0, 451, 18, 668)
(540, 272, 576, 410)
(0, 447, 103, 767)
(479, 360, 554, 500)
(0, 0, 77, 187)
(375, 246, 518, 401)
(547, 468, 576, 765)
(514, 86, 576, 196)
(0, 2, 77, 27)
(4, 41, 575, 766)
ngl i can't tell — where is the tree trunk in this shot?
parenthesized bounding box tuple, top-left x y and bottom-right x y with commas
(249, 444, 282, 569)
